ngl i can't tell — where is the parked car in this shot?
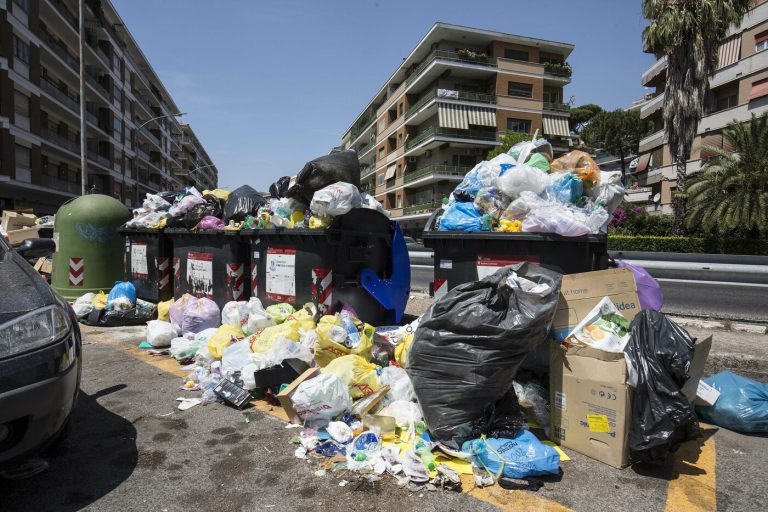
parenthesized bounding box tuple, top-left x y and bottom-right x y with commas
(0, 237, 81, 471)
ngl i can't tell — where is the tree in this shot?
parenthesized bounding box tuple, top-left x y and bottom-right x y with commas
(569, 104, 603, 134)
(685, 113, 768, 236)
(581, 109, 651, 182)
(642, 0, 752, 234)
(487, 131, 534, 159)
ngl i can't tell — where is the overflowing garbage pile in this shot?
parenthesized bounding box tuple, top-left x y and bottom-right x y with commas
(73, 280, 158, 327)
(124, 150, 387, 231)
(435, 139, 625, 235)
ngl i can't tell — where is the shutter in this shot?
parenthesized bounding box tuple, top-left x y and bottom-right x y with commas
(748, 78, 768, 100)
(636, 153, 651, 173)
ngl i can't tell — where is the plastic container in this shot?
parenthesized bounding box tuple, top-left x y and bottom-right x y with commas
(423, 209, 608, 297)
(165, 229, 251, 310)
(51, 194, 132, 300)
(119, 227, 173, 303)
(244, 209, 410, 326)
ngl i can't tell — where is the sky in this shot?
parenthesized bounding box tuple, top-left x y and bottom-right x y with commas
(112, 0, 656, 191)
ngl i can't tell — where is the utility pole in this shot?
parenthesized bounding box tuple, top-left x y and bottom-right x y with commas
(78, 0, 87, 196)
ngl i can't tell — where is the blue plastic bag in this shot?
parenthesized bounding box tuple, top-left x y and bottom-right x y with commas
(106, 281, 137, 307)
(545, 173, 583, 204)
(439, 202, 491, 232)
(453, 169, 483, 202)
(695, 372, 768, 434)
(461, 431, 560, 479)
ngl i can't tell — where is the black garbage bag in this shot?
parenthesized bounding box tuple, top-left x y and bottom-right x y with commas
(223, 185, 267, 222)
(166, 215, 186, 228)
(158, 190, 179, 204)
(81, 305, 157, 327)
(185, 197, 224, 229)
(406, 262, 562, 449)
(269, 176, 292, 198)
(626, 310, 702, 464)
(285, 150, 359, 205)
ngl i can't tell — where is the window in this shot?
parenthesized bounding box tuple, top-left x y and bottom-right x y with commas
(378, 146, 385, 160)
(715, 92, 738, 111)
(504, 48, 529, 61)
(452, 155, 476, 167)
(13, 0, 29, 13)
(12, 35, 30, 64)
(112, 54, 121, 73)
(507, 82, 533, 98)
(397, 195, 402, 209)
(543, 87, 562, 104)
(506, 118, 531, 133)
(756, 31, 768, 53)
(113, 85, 122, 102)
(14, 90, 29, 118)
(113, 117, 122, 136)
(15, 144, 32, 183)
(377, 173, 385, 185)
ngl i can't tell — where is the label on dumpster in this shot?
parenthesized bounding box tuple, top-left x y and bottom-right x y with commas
(266, 246, 296, 303)
(586, 414, 611, 433)
(476, 254, 540, 280)
(187, 251, 214, 298)
(131, 242, 148, 277)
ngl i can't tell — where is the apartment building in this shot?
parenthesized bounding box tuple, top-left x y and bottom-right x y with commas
(340, 23, 574, 237)
(636, 0, 768, 214)
(0, 0, 217, 214)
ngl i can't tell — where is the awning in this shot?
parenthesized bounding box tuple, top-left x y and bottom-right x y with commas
(542, 115, 570, 137)
(636, 153, 651, 173)
(717, 34, 741, 69)
(748, 78, 768, 101)
(384, 163, 397, 180)
(438, 104, 468, 129)
(466, 107, 496, 127)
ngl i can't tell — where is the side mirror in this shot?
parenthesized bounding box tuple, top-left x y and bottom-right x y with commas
(16, 238, 56, 259)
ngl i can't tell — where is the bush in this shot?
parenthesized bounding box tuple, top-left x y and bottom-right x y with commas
(608, 235, 768, 255)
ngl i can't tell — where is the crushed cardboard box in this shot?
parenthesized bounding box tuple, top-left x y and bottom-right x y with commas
(7, 225, 39, 246)
(1, 211, 36, 232)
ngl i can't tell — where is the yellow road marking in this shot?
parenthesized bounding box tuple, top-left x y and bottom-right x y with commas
(665, 429, 717, 512)
(461, 474, 573, 512)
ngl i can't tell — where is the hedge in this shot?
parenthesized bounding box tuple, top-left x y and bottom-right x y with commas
(608, 235, 768, 255)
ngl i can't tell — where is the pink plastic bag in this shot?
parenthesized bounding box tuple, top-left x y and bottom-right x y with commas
(169, 294, 197, 330)
(616, 260, 663, 311)
(198, 216, 225, 230)
(181, 297, 221, 334)
(169, 194, 205, 217)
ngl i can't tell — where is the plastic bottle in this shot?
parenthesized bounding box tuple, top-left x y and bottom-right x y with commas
(415, 439, 436, 471)
(341, 315, 361, 348)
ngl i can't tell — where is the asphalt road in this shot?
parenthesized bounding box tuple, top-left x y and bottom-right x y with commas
(410, 265, 768, 322)
(1, 326, 767, 512)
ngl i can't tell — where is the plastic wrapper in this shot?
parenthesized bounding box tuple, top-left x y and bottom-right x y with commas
(513, 380, 550, 431)
(461, 431, 560, 479)
(223, 185, 267, 223)
(544, 173, 583, 204)
(286, 150, 360, 205)
(526, 152, 551, 172)
(550, 150, 601, 185)
(615, 260, 663, 311)
(310, 182, 362, 217)
(564, 297, 631, 353)
(507, 138, 553, 164)
(181, 297, 221, 335)
(197, 215, 225, 230)
(322, 354, 381, 399)
(497, 219, 522, 232)
(270, 176, 292, 198)
(696, 372, 768, 434)
(625, 310, 702, 464)
(439, 202, 491, 232)
(473, 187, 509, 221)
(169, 194, 205, 218)
(291, 372, 353, 427)
(497, 163, 551, 199)
(147, 320, 177, 348)
(452, 163, 487, 202)
(407, 263, 562, 449)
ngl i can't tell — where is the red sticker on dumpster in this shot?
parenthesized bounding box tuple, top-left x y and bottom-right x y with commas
(266, 246, 296, 303)
(476, 254, 539, 280)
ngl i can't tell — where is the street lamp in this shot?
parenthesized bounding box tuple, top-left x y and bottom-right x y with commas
(133, 112, 186, 204)
(185, 163, 216, 190)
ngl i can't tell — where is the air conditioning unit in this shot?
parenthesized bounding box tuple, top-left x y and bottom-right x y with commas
(407, 156, 418, 163)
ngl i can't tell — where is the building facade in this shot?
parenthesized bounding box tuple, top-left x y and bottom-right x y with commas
(636, 0, 768, 214)
(0, 0, 217, 214)
(341, 23, 574, 237)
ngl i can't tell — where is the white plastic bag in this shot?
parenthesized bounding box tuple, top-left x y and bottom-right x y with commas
(360, 193, 389, 216)
(170, 335, 200, 361)
(244, 297, 274, 335)
(73, 292, 95, 318)
(143, 193, 171, 212)
(222, 301, 249, 331)
(380, 400, 423, 429)
(291, 373, 352, 427)
(146, 320, 177, 348)
(221, 340, 253, 376)
(310, 182, 362, 217)
(379, 366, 416, 403)
(327, 421, 353, 444)
(497, 163, 552, 199)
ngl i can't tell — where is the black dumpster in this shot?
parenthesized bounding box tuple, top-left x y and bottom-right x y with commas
(422, 209, 608, 298)
(120, 227, 173, 303)
(244, 209, 410, 326)
(165, 229, 251, 310)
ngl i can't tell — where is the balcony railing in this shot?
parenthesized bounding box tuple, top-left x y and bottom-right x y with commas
(406, 126, 497, 150)
(50, 0, 78, 29)
(360, 165, 376, 180)
(139, 126, 160, 146)
(39, 29, 79, 71)
(544, 63, 572, 77)
(85, 72, 110, 98)
(405, 90, 497, 120)
(403, 201, 440, 214)
(404, 164, 471, 183)
(349, 113, 376, 141)
(88, 151, 111, 168)
(38, 174, 80, 194)
(543, 102, 571, 112)
(406, 50, 497, 86)
(41, 128, 80, 154)
(40, 76, 79, 112)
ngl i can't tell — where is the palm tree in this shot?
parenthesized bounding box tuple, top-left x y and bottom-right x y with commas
(686, 114, 768, 235)
(642, 0, 751, 234)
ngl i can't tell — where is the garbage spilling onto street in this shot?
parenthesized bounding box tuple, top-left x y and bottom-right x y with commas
(432, 137, 624, 235)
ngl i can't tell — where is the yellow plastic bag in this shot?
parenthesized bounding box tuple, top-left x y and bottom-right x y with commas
(314, 315, 374, 367)
(394, 334, 414, 368)
(308, 215, 332, 229)
(248, 320, 301, 353)
(204, 189, 230, 201)
(285, 308, 316, 332)
(550, 150, 600, 184)
(157, 299, 173, 321)
(497, 219, 522, 233)
(91, 291, 108, 310)
(322, 354, 381, 398)
(208, 324, 245, 359)
(266, 303, 295, 324)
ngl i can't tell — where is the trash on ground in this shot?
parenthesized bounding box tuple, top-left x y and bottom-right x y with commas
(696, 371, 768, 434)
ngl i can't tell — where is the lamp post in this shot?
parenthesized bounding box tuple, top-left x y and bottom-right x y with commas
(133, 112, 185, 204)
(185, 163, 216, 190)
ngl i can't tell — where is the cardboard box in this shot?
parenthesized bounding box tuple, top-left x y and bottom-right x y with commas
(552, 268, 641, 342)
(33, 257, 53, 274)
(276, 368, 320, 423)
(1, 211, 36, 232)
(7, 225, 39, 246)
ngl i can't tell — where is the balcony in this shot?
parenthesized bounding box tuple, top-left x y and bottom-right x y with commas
(403, 201, 440, 214)
(625, 187, 652, 203)
(38, 174, 80, 195)
(85, 71, 111, 100)
(405, 90, 496, 120)
(40, 76, 79, 113)
(640, 93, 664, 119)
(404, 164, 470, 184)
(405, 126, 497, 150)
(49, 0, 78, 29)
(88, 151, 111, 168)
(642, 57, 667, 86)
(543, 101, 571, 113)
(543, 62, 572, 77)
(41, 128, 80, 154)
(39, 28, 79, 71)
(639, 129, 665, 152)
(361, 164, 376, 180)
(349, 112, 376, 141)
(406, 50, 497, 86)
